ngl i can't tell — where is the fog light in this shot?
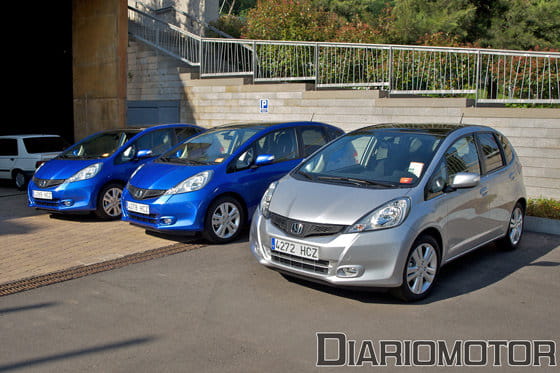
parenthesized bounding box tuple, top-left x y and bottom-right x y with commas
(61, 199, 74, 207)
(159, 216, 176, 225)
(336, 265, 364, 278)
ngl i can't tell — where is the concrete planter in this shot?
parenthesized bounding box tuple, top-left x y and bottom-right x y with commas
(525, 216, 560, 236)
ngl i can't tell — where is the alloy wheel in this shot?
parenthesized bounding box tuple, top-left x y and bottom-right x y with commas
(102, 187, 122, 218)
(406, 242, 438, 295)
(509, 206, 523, 246)
(211, 202, 241, 239)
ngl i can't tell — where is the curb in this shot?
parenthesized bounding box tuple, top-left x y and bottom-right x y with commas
(525, 216, 560, 236)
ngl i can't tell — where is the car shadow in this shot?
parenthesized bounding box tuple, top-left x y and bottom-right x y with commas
(277, 232, 560, 305)
(144, 228, 251, 245)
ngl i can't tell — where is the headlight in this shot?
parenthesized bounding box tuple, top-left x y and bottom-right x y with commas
(260, 181, 278, 218)
(347, 198, 410, 233)
(164, 170, 212, 195)
(65, 163, 102, 183)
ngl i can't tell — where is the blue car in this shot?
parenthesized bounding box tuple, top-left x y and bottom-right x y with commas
(28, 124, 205, 219)
(121, 121, 344, 243)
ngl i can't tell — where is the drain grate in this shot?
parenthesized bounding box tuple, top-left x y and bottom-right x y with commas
(0, 242, 204, 297)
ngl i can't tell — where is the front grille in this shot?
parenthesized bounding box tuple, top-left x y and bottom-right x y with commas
(270, 213, 347, 238)
(32, 177, 65, 189)
(271, 251, 330, 274)
(127, 211, 158, 225)
(127, 184, 166, 200)
(33, 199, 60, 208)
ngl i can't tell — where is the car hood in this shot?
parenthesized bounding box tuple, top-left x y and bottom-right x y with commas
(129, 161, 218, 190)
(268, 176, 413, 226)
(34, 158, 103, 180)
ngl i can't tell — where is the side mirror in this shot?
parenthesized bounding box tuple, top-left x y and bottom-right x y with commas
(136, 149, 153, 159)
(450, 172, 480, 189)
(253, 154, 275, 167)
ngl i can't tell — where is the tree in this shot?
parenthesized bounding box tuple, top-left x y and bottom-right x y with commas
(482, 0, 560, 50)
(242, 0, 342, 41)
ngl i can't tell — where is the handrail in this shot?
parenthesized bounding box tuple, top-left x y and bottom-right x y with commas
(128, 4, 560, 104)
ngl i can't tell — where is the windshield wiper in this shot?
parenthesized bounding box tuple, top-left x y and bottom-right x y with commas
(316, 175, 396, 188)
(296, 170, 315, 180)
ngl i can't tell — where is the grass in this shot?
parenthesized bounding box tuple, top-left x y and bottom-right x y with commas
(526, 198, 560, 220)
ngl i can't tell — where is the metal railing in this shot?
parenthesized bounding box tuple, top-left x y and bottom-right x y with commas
(128, 5, 560, 104)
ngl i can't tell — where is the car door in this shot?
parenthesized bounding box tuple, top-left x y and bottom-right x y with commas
(475, 132, 510, 239)
(0, 138, 18, 180)
(432, 134, 494, 260)
(226, 128, 300, 213)
(114, 128, 176, 181)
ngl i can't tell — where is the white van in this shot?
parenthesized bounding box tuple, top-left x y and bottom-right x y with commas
(0, 135, 67, 189)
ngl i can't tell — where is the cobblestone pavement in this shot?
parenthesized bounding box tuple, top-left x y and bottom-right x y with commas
(0, 183, 192, 285)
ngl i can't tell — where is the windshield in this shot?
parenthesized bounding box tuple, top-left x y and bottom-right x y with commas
(295, 130, 443, 188)
(23, 137, 68, 153)
(58, 130, 139, 159)
(159, 127, 261, 165)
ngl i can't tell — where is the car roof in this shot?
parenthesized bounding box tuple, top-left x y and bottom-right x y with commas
(350, 123, 489, 136)
(207, 121, 336, 132)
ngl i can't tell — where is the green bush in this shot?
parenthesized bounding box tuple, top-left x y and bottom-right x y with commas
(527, 198, 560, 220)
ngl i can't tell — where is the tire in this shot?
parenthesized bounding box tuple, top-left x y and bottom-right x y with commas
(499, 202, 524, 251)
(391, 234, 440, 302)
(13, 171, 27, 191)
(203, 196, 244, 244)
(95, 183, 123, 219)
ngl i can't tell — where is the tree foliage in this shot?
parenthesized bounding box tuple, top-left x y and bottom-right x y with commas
(219, 0, 560, 50)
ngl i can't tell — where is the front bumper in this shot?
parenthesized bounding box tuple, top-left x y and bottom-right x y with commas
(121, 188, 210, 234)
(28, 179, 98, 212)
(250, 210, 416, 288)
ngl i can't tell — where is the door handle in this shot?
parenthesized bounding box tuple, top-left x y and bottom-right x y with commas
(480, 186, 489, 196)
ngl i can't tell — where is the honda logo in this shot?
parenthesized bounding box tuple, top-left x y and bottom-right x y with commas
(290, 222, 304, 236)
(134, 189, 145, 199)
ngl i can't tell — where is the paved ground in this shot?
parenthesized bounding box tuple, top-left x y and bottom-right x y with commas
(0, 182, 195, 285)
(0, 181, 559, 371)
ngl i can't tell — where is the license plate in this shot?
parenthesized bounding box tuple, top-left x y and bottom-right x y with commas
(32, 190, 52, 200)
(271, 238, 319, 260)
(127, 201, 150, 215)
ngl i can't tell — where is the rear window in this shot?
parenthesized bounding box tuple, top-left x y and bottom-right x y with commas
(23, 137, 67, 154)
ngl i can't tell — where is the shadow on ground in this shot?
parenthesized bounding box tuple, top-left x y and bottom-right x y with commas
(275, 232, 560, 305)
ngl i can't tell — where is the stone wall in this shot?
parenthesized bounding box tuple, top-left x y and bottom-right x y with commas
(178, 75, 560, 199)
(126, 40, 560, 199)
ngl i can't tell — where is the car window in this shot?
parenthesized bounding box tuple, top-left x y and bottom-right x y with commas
(426, 135, 480, 200)
(175, 127, 202, 142)
(477, 132, 504, 173)
(228, 128, 298, 172)
(444, 135, 481, 178)
(23, 137, 67, 153)
(59, 130, 139, 160)
(136, 128, 174, 156)
(0, 139, 18, 156)
(300, 127, 329, 157)
(256, 128, 298, 163)
(496, 133, 513, 165)
(298, 130, 442, 186)
(160, 127, 261, 166)
(325, 127, 344, 141)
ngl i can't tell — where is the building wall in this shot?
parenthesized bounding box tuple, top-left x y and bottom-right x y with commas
(178, 75, 560, 199)
(126, 37, 560, 199)
(73, 0, 128, 141)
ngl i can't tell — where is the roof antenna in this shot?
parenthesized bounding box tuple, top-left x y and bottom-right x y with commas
(459, 113, 464, 125)
(310, 112, 315, 122)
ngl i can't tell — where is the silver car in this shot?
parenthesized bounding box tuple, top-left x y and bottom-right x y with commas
(250, 124, 526, 301)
